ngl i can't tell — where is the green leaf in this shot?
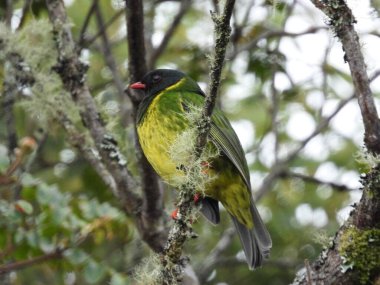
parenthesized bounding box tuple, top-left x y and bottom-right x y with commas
(110, 272, 128, 285)
(39, 237, 55, 253)
(15, 200, 33, 215)
(20, 173, 40, 187)
(83, 259, 106, 283)
(64, 248, 89, 265)
(26, 231, 38, 248)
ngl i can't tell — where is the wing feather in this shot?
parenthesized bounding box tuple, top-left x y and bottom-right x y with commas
(179, 91, 251, 189)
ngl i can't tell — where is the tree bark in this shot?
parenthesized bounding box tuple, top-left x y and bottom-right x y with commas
(292, 1, 380, 284)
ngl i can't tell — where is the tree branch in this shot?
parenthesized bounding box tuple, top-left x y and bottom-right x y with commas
(148, 0, 192, 69)
(279, 171, 354, 192)
(79, 9, 124, 50)
(93, 1, 132, 126)
(0, 248, 65, 274)
(228, 26, 327, 60)
(45, 0, 140, 213)
(77, 0, 97, 49)
(310, 0, 380, 154)
(256, 94, 355, 201)
(125, 0, 147, 85)
(197, 227, 236, 283)
(291, 1, 380, 284)
(125, 0, 168, 252)
(196, 0, 235, 153)
(159, 1, 235, 283)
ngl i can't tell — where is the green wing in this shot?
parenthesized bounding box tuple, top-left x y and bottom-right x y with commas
(180, 91, 251, 189)
(210, 109, 251, 189)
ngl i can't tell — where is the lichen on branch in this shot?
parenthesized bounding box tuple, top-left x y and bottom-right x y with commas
(158, 0, 236, 284)
(310, 0, 380, 154)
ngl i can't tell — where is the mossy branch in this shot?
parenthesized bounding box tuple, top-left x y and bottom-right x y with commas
(292, 1, 380, 284)
(159, 1, 235, 283)
(309, 0, 380, 155)
(45, 0, 140, 213)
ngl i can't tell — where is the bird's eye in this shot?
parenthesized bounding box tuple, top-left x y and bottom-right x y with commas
(152, 74, 161, 83)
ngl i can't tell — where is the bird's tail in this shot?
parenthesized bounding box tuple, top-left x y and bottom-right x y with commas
(230, 199, 272, 269)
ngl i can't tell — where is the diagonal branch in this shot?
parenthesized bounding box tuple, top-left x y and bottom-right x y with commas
(310, 0, 380, 154)
(0, 248, 65, 274)
(43, 0, 172, 250)
(291, 1, 380, 284)
(196, 0, 235, 154)
(78, 8, 124, 50)
(159, 1, 235, 283)
(93, 1, 133, 126)
(256, 94, 355, 201)
(77, 0, 97, 49)
(148, 0, 192, 69)
(279, 171, 354, 192)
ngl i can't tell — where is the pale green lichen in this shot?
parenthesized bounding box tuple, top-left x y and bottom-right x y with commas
(355, 150, 380, 172)
(133, 254, 166, 285)
(168, 103, 219, 190)
(1, 20, 81, 128)
(313, 230, 333, 249)
(338, 226, 380, 284)
(10, 20, 57, 73)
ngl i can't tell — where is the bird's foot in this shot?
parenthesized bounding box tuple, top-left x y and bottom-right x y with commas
(170, 194, 201, 220)
(171, 208, 179, 220)
(193, 193, 201, 204)
(200, 161, 211, 174)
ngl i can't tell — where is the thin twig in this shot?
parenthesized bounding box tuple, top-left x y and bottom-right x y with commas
(93, 1, 132, 126)
(79, 9, 124, 51)
(197, 227, 236, 282)
(77, 0, 98, 49)
(148, 0, 192, 69)
(305, 259, 313, 285)
(228, 26, 327, 60)
(197, 0, 235, 153)
(255, 94, 355, 201)
(16, 0, 33, 31)
(0, 248, 65, 274)
(281, 171, 354, 192)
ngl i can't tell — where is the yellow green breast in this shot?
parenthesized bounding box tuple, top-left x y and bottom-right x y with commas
(137, 92, 187, 184)
(137, 91, 253, 229)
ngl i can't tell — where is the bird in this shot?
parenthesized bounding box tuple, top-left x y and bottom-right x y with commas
(129, 69, 272, 269)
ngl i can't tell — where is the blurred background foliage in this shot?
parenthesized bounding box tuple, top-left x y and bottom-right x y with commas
(1, 0, 379, 284)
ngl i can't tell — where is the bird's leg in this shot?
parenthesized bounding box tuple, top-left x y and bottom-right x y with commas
(171, 193, 202, 220)
(200, 160, 211, 174)
(171, 208, 179, 220)
(193, 193, 201, 204)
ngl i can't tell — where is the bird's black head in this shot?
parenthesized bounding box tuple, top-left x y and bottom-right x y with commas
(129, 69, 186, 97)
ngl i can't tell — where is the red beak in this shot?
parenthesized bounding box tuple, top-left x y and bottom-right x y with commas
(130, 82, 146, 90)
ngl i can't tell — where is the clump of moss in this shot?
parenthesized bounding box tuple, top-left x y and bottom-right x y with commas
(133, 254, 165, 285)
(338, 226, 380, 284)
(355, 150, 380, 173)
(168, 103, 219, 190)
(0, 20, 81, 128)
